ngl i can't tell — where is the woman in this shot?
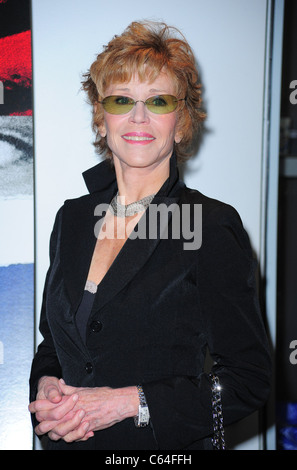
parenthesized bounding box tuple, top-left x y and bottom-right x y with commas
(29, 21, 271, 450)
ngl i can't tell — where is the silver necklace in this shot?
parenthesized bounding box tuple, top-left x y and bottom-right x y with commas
(110, 192, 155, 218)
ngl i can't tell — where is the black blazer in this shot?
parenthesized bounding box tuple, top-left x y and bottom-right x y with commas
(29, 154, 271, 450)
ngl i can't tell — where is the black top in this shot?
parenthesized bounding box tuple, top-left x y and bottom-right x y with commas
(76, 288, 96, 344)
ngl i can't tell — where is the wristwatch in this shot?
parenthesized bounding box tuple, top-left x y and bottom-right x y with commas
(134, 385, 150, 427)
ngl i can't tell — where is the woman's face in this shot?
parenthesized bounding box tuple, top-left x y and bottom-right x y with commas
(99, 71, 182, 171)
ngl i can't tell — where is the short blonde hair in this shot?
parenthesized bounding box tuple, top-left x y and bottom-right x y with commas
(82, 21, 206, 162)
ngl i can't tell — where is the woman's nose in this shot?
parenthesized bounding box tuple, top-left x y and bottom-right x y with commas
(128, 101, 150, 124)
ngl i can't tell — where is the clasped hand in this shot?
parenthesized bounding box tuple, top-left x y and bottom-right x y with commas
(28, 376, 139, 443)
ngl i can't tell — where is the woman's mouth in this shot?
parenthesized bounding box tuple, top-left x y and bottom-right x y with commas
(121, 132, 155, 144)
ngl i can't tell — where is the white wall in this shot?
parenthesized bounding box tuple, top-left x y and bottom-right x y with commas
(32, 0, 275, 449)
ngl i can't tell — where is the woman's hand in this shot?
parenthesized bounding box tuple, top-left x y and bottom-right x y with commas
(29, 376, 93, 442)
(29, 377, 139, 443)
(59, 381, 139, 435)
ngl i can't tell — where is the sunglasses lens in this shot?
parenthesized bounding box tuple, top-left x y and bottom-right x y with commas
(101, 95, 179, 115)
(101, 96, 135, 114)
(146, 95, 178, 114)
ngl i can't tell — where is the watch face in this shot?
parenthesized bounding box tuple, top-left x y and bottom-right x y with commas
(139, 406, 150, 424)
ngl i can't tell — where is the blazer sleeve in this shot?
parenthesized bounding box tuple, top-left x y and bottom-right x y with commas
(142, 203, 272, 449)
(29, 208, 63, 404)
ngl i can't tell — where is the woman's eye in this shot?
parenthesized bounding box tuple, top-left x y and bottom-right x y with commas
(115, 96, 132, 105)
(151, 96, 167, 106)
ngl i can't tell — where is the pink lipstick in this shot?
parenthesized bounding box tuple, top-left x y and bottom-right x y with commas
(121, 132, 155, 145)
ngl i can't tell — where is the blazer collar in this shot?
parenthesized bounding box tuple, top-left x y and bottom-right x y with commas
(62, 152, 185, 314)
(82, 159, 116, 195)
(82, 151, 181, 198)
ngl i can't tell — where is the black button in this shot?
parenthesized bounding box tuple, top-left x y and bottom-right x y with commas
(85, 362, 93, 374)
(90, 320, 102, 333)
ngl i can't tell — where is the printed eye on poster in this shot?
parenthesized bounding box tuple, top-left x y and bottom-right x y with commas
(0, 0, 34, 450)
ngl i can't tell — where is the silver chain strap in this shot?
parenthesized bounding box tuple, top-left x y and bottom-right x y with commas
(209, 373, 226, 450)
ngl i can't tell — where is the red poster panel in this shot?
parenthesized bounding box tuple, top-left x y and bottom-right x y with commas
(0, 0, 32, 115)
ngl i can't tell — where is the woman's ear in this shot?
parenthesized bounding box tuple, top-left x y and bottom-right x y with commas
(174, 131, 182, 144)
(94, 103, 107, 137)
(98, 124, 107, 138)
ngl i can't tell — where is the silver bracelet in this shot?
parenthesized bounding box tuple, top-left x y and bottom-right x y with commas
(134, 385, 150, 427)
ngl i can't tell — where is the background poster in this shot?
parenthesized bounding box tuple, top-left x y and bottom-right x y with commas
(0, 0, 34, 450)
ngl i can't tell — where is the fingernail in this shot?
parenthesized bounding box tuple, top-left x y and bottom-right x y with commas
(60, 378, 65, 384)
(79, 410, 85, 419)
(72, 394, 79, 402)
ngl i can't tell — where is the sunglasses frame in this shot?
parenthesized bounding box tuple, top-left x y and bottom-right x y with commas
(99, 95, 186, 115)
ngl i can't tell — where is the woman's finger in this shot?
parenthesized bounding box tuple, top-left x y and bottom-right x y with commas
(29, 398, 57, 414)
(48, 410, 89, 442)
(49, 395, 78, 423)
(77, 430, 94, 442)
(48, 427, 94, 443)
(58, 380, 78, 395)
(37, 376, 63, 403)
(31, 394, 79, 423)
(35, 418, 59, 436)
(45, 385, 62, 403)
(62, 421, 91, 443)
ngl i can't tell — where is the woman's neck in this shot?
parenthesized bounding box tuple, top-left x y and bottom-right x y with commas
(113, 156, 170, 205)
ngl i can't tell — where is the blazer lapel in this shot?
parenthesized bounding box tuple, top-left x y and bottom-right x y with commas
(61, 183, 117, 312)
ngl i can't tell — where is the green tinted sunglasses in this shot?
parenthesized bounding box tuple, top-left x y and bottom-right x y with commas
(99, 95, 185, 115)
